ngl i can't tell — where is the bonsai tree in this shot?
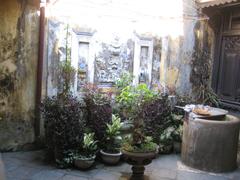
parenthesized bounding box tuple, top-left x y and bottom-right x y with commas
(100, 114, 122, 165)
(118, 84, 158, 152)
(120, 84, 158, 179)
(116, 83, 156, 121)
(73, 133, 98, 169)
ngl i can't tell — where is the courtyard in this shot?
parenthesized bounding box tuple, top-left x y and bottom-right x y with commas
(1, 0, 240, 180)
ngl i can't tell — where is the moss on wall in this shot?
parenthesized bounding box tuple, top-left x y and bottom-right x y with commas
(190, 20, 216, 104)
(0, 0, 39, 151)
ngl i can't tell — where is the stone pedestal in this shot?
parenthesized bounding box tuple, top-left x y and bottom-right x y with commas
(122, 150, 156, 180)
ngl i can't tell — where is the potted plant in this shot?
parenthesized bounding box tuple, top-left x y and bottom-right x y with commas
(73, 133, 98, 170)
(159, 127, 174, 154)
(100, 114, 122, 165)
(120, 84, 158, 180)
(172, 125, 183, 153)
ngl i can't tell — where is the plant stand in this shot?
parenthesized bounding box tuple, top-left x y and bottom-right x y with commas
(122, 150, 156, 180)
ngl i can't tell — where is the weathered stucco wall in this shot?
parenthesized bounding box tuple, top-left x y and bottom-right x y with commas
(160, 0, 198, 96)
(46, 0, 203, 97)
(0, 0, 39, 151)
(190, 20, 216, 101)
(46, 19, 163, 96)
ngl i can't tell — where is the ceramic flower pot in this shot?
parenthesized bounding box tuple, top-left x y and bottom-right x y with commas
(100, 150, 122, 165)
(74, 155, 96, 170)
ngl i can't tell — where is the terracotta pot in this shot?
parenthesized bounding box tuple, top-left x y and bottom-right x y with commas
(122, 149, 157, 180)
(74, 155, 95, 170)
(100, 150, 122, 165)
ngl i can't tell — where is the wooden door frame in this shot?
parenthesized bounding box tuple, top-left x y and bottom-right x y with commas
(210, 5, 240, 109)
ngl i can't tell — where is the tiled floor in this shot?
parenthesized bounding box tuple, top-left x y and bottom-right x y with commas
(1, 150, 240, 180)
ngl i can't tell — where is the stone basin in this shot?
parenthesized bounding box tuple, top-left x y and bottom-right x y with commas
(181, 114, 240, 172)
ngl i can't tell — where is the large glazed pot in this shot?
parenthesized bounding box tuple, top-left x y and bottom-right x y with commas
(100, 150, 122, 165)
(74, 155, 96, 170)
(122, 149, 157, 180)
(181, 114, 240, 172)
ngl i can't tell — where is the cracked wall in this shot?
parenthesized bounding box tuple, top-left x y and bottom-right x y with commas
(0, 0, 39, 151)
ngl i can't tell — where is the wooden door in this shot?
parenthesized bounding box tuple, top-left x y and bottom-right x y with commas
(217, 36, 240, 104)
(216, 7, 240, 106)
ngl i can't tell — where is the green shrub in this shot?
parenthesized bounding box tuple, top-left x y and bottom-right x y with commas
(115, 72, 134, 92)
(122, 136, 157, 153)
(116, 83, 158, 120)
(83, 84, 112, 146)
(142, 94, 172, 144)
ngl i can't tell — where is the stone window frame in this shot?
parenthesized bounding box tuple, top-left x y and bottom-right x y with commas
(133, 35, 154, 86)
(71, 31, 95, 93)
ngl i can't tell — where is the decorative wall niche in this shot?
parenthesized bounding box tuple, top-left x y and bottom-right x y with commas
(71, 32, 94, 92)
(133, 35, 153, 86)
(77, 42, 89, 90)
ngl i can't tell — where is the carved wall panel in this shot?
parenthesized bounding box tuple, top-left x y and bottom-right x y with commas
(94, 37, 134, 85)
(224, 36, 240, 50)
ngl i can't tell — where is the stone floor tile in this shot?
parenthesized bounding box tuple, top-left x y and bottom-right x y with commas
(151, 168, 177, 179)
(60, 174, 88, 180)
(103, 162, 131, 173)
(92, 169, 122, 180)
(153, 154, 180, 170)
(6, 165, 43, 180)
(29, 169, 65, 180)
(65, 168, 100, 178)
(176, 170, 230, 180)
(216, 168, 240, 180)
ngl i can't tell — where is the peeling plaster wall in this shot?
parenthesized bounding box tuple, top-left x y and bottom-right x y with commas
(46, 19, 163, 96)
(0, 0, 39, 151)
(46, 0, 202, 97)
(159, 0, 216, 97)
(190, 20, 216, 100)
(160, 0, 198, 96)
